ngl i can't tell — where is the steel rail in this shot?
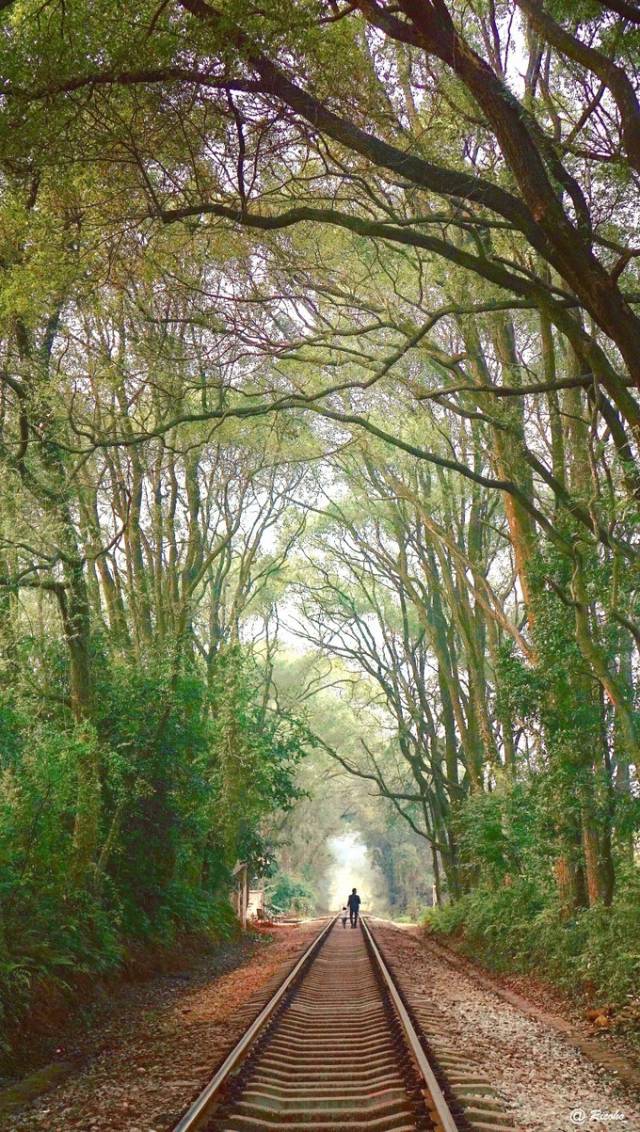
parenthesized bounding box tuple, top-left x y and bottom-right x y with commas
(361, 916, 461, 1132)
(172, 914, 337, 1132)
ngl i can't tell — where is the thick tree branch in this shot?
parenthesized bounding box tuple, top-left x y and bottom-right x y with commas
(517, 0, 640, 173)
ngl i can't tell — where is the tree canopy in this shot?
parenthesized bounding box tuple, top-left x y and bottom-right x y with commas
(1, 0, 640, 1060)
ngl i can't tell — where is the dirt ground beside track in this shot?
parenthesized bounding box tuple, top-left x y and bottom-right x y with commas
(3, 921, 321, 1132)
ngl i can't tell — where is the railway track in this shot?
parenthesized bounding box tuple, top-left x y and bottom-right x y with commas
(173, 916, 459, 1132)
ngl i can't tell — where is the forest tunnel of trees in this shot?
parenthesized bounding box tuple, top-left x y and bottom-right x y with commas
(1, 0, 639, 1060)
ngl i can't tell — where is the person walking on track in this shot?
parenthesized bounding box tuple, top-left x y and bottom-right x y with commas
(347, 887, 361, 928)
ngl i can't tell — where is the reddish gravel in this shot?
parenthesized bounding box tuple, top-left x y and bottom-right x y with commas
(3, 920, 322, 1132)
(372, 922, 640, 1132)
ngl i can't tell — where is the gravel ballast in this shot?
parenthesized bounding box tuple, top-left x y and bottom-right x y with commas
(373, 922, 640, 1132)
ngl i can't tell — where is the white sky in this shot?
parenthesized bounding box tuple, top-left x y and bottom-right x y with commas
(326, 830, 386, 914)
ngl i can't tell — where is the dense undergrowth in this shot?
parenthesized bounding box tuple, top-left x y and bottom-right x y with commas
(0, 645, 307, 1070)
(266, 872, 316, 917)
(423, 644, 640, 1027)
(425, 875, 640, 1010)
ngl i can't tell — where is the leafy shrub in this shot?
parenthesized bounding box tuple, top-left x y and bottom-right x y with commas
(266, 872, 315, 915)
(425, 871, 640, 1007)
(0, 644, 308, 1066)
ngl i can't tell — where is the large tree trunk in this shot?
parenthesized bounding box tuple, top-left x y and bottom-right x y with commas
(58, 559, 100, 887)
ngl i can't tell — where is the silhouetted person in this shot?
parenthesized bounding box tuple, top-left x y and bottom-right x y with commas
(347, 888, 361, 928)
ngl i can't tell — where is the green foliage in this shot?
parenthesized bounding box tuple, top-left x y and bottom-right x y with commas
(454, 784, 544, 888)
(0, 642, 307, 1062)
(425, 871, 640, 1008)
(495, 640, 543, 721)
(208, 645, 306, 867)
(0, 704, 123, 1047)
(266, 872, 315, 916)
(577, 871, 640, 1004)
